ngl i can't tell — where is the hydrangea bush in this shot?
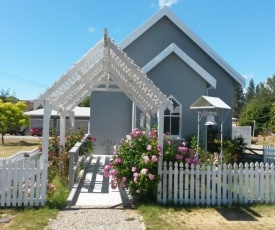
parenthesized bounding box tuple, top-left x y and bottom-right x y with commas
(103, 128, 200, 203)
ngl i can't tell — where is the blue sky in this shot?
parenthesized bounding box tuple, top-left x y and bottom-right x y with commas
(0, 0, 274, 100)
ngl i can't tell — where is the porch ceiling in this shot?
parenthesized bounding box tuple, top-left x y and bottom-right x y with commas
(34, 32, 173, 113)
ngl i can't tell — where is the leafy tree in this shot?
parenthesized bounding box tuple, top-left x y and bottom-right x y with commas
(245, 79, 255, 103)
(266, 74, 275, 101)
(232, 85, 245, 118)
(238, 98, 271, 134)
(255, 84, 260, 96)
(268, 103, 275, 132)
(0, 100, 30, 144)
(78, 96, 90, 107)
(0, 88, 18, 103)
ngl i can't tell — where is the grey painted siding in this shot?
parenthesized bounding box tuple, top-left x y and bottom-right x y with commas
(148, 53, 208, 138)
(90, 91, 132, 155)
(124, 16, 234, 140)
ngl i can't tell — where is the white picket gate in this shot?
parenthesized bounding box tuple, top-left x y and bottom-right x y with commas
(0, 153, 46, 207)
(158, 161, 275, 206)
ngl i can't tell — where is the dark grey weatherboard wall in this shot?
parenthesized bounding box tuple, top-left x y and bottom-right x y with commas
(148, 53, 208, 137)
(90, 91, 132, 155)
(123, 16, 234, 139)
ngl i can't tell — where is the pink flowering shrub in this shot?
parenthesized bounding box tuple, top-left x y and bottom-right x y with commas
(103, 128, 201, 203)
(103, 128, 161, 202)
(163, 135, 200, 165)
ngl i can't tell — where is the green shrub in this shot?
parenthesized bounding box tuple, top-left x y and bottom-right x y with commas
(46, 175, 69, 209)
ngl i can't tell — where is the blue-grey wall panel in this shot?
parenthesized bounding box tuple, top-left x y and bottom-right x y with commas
(90, 91, 132, 155)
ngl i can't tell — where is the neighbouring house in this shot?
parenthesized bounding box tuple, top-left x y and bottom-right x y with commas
(34, 6, 245, 155)
(24, 106, 90, 134)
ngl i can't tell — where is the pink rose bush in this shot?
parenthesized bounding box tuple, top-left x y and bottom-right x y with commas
(163, 137, 200, 166)
(103, 128, 160, 202)
(103, 128, 200, 203)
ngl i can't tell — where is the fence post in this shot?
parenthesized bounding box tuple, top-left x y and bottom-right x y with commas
(263, 146, 267, 164)
(69, 151, 75, 190)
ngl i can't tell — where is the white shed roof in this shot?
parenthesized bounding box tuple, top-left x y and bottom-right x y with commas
(25, 106, 90, 117)
(190, 96, 231, 110)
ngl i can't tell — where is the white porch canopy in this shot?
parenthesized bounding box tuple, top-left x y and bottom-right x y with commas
(190, 95, 231, 164)
(35, 30, 173, 199)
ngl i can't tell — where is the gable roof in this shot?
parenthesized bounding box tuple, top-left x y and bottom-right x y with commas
(190, 96, 231, 110)
(120, 6, 245, 87)
(34, 33, 173, 114)
(142, 43, 216, 88)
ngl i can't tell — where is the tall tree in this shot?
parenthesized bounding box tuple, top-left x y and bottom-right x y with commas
(266, 74, 275, 101)
(245, 79, 255, 103)
(0, 88, 18, 103)
(0, 100, 30, 144)
(239, 98, 271, 134)
(268, 103, 275, 132)
(232, 85, 245, 118)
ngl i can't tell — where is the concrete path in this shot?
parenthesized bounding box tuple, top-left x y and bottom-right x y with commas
(67, 155, 131, 208)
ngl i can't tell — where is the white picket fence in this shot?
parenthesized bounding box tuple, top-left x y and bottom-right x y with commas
(263, 146, 275, 164)
(0, 150, 46, 207)
(158, 161, 275, 206)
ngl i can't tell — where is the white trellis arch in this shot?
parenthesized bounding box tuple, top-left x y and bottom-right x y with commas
(34, 30, 173, 201)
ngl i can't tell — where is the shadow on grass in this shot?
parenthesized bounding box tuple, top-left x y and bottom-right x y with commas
(137, 203, 262, 222)
(215, 206, 260, 221)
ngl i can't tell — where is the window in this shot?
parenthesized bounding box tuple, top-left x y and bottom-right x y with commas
(164, 96, 182, 137)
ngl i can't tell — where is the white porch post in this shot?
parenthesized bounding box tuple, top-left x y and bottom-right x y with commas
(146, 111, 151, 134)
(69, 110, 75, 130)
(132, 102, 136, 130)
(140, 113, 145, 129)
(60, 110, 66, 149)
(157, 102, 164, 203)
(41, 101, 52, 205)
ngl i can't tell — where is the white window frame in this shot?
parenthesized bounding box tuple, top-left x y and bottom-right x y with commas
(164, 95, 182, 138)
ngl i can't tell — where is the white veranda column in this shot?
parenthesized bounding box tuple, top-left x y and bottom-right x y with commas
(140, 113, 145, 130)
(157, 102, 164, 203)
(41, 101, 52, 205)
(146, 111, 151, 133)
(69, 110, 75, 130)
(59, 110, 66, 149)
(132, 102, 136, 130)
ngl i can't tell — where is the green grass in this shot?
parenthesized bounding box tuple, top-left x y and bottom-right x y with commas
(0, 207, 59, 230)
(137, 204, 275, 230)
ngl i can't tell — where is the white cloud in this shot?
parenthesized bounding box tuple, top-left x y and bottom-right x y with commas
(151, 3, 156, 8)
(158, 0, 180, 8)
(88, 27, 95, 33)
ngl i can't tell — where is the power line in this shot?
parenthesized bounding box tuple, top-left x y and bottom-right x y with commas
(0, 71, 49, 88)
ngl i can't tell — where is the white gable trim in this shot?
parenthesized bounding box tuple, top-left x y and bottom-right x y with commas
(34, 35, 173, 113)
(142, 43, 216, 88)
(120, 6, 245, 87)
